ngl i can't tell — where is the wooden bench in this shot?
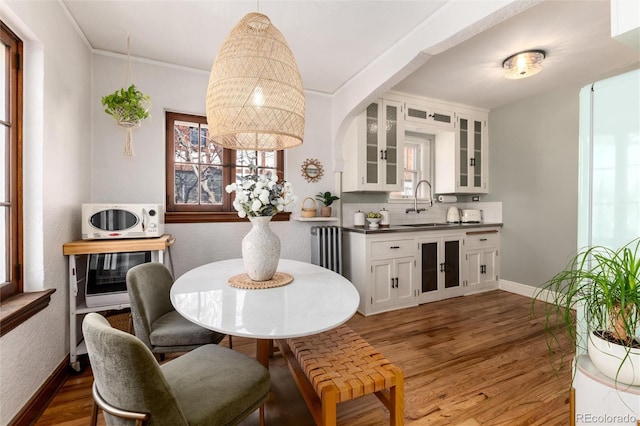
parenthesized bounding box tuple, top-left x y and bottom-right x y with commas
(277, 325, 404, 426)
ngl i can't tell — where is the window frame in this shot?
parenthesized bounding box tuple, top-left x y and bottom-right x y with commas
(0, 21, 53, 338)
(164, 111, 289, 223)
(389, 132, 434, 201)
(1, 21, 23, 301)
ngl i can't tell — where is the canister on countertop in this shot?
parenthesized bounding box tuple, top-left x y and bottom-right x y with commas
(354, 210, 365, 227)
(379, 208, 390, 226)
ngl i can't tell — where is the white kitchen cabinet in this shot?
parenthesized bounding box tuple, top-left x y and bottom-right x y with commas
(404, 101, 454, 129)
(435, 111, 489, 194)
(371, 256, 416, 310)
(342, 99, 404, 192)
(343, 232, 418, 315)
(343, 226, 500, 316)
(416, 234, 464, 303)
(464, 229, 500, 291)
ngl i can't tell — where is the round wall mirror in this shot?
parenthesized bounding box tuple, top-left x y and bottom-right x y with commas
(301, 158, 324, 183)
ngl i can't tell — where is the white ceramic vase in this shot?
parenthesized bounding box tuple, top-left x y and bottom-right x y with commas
(242, 216, 281, 281)
(587, 331, 640, 386)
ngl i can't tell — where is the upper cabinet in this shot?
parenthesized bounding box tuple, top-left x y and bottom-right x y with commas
(404, 102, 455, 130)
(343, 92, 489, 194)
(343, 99, 404, 192)
(435, 110, 489, 194)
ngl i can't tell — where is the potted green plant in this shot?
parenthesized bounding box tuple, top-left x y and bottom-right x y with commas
(102, 84, 151, 126)
(535, 237, 640, 386)
(315, 191, 340, 217)
(101, 84, 151, 156)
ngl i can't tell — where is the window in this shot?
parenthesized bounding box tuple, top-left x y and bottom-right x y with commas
(165, 112, 286, 223)
(1, 22, 23, 301)
(390, 132, 434, 199)
(403, 142, 421, 197)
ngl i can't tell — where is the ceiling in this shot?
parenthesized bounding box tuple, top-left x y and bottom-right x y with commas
(62, 0, 639, 110)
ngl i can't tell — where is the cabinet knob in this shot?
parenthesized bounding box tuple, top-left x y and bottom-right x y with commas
(380, 150, 384, 160)
(390, 246, 400, 249)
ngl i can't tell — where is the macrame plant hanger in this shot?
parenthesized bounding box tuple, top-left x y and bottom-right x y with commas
(122, 35, 137, 156)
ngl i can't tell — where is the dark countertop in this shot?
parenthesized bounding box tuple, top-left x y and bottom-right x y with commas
(342, 222, 503, 234)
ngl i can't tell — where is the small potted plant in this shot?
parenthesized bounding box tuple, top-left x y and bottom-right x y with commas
(315, 191, 340, 217)
(366, 212, 382, 229)
(534, 237, 640, 386)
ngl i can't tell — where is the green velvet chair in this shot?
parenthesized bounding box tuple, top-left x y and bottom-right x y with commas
(126, 262, 230, 358)
(83, 313, 270, 426)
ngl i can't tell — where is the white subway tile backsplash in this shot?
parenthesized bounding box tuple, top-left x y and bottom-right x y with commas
(342, 201, 502, 226)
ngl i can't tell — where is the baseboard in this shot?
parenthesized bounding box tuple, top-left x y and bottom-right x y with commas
(463, 282, 499, 296)
(9, 355, 70, 426)
(498, 279, 559, 303)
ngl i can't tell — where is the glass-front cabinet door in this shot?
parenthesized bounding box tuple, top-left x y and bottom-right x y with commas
(365, 103, 380, 186)
(458, 115, 469, 188)
(456, 113, 487, 193)
(383, 101, 401, 189)
(472, 119, 483, 189)
(360, 99, 403, 191)
(343, 99, 403, 192)
(378, 100, 403, 191)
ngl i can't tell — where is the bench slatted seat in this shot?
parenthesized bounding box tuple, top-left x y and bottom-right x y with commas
(277, 325, 404, 426)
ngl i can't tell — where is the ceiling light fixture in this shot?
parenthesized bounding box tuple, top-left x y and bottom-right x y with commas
(206, 12, 305, 151)
(502, 50, 546, 79)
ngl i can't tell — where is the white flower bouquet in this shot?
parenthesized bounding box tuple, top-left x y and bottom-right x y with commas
(225, 174, 296, 218)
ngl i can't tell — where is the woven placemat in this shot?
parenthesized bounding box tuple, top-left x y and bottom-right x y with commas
(228, 272, 294, 289)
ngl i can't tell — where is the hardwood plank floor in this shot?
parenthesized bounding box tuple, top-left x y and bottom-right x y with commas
(35, 290, 573, 425)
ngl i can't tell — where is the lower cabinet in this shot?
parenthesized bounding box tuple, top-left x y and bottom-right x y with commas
(463, 229, 500, 292)
(371, 256, 416, 310)
(416, 235, 464, 303)
(343, 233, 418, 315)
(343, 227, 501, 316)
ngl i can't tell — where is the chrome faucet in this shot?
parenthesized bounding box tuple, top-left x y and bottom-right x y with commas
(406, 179, 432, 214)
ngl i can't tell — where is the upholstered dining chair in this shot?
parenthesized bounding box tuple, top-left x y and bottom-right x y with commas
(126, 262, 230, 359)
(83, 313, 270, 426)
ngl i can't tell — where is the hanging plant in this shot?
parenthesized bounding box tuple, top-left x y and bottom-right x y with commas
(101, 84, 151, 126)
(101, 84, 151, 156)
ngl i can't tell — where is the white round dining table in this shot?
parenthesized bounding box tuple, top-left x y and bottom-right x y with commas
(170, 258, 360, 367)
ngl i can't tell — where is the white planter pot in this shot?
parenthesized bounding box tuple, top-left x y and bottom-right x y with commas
(587, 331, 640, 386)
(242, 216, 280, 281)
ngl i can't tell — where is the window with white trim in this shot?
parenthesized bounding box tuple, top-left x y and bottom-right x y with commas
(390, 132, 434, 199)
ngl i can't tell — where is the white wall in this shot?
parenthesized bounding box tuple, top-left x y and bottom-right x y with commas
(485, 85, 580, 288)
(0, 1, 92, 423)
(487, 65, 640, 289)
(90, 53, 337, 278)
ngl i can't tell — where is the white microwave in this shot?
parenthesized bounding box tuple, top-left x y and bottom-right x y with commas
(82, 203, 164, 240)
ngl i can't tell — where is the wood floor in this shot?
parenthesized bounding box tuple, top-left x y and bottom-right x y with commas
(35, 290, 573, 426)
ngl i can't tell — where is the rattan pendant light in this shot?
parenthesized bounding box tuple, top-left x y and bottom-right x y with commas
(206, 12, 305, 151)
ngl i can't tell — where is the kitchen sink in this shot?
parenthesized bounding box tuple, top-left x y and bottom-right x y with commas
(401, 222, 450, 227)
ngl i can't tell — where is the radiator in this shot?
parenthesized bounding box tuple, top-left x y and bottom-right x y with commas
(310, 226, 342, 274)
